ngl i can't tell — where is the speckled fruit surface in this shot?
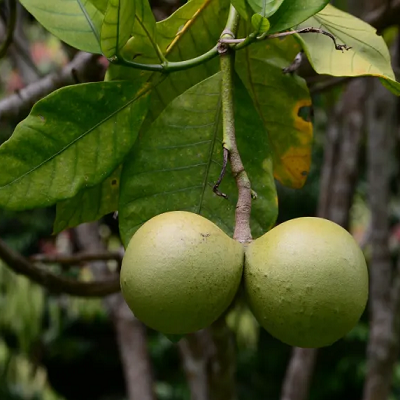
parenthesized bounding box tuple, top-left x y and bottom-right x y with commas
(244, 217, 369, 348)
(120, 211, 244, 334)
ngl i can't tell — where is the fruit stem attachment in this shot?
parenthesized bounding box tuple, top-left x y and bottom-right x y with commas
(219, 6, 252, 244)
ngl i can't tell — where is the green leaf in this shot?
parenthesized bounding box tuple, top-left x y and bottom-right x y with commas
(107, 0, 230, 119)
(251, 14, 270, 33)
(247, 0, 284, 18)
(296, 4, 400, 95)
(19, 0, 103, 53)
(104, 0, 159, 81)
(234, 74, 278, 236)
(128, 0, 158, 62)
(118, 73, 277, 246)
(149, 0, 230, 121)
(100, 0, 136, 57)
(235, 20, 313, 189)
(268, 0, 329, 34)
(88, 0, 158, 65)
(88, 0, 108, 13)
(53, 165, 122, 234)
(0, 81, 150, 211)
(156, 0, 212, 53)
(231, 0, 254, 21)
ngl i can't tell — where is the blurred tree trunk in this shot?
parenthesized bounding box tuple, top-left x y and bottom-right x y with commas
(362, 77, 399, 400)
(280, 78, 367, 400)
(74, 223, 156, 400)
(179, 318, 237, 400)
(0, 3, 41, 85)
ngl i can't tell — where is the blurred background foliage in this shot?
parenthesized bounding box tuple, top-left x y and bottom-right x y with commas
(1, 0, 400, 399)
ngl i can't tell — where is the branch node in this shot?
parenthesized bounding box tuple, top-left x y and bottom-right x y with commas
(283, 51, 304, 74)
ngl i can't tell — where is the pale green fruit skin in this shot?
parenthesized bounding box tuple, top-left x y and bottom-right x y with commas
(244, 217, 369, 348)
(120, 211, 244, 334)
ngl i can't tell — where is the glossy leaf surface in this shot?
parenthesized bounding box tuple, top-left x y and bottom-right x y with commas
(0, 82, 149, 210)
(19, 0, 103, 53)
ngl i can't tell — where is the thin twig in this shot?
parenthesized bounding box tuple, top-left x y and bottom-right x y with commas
(0, 238, 120, 297)
(266, 27, 351, 52)
(220, 27, 351, 53)
(30, 251, 123, 266)
(283, 51, 304, 74)
(0, 0, 17, 58)
(213, 147, 229, 199)
(0, 52, 105, 122)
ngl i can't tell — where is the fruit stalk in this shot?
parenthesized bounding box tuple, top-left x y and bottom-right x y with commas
(219, 7, 252, 243)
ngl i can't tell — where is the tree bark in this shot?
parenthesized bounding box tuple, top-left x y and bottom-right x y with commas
(74, 223, 155, 400)
(280, 78, 367, 400)
(179, 330, 214, 400)
(362, 77, 398, 400)
(179, 318, 236, 400)
(0, 52, 105, 122)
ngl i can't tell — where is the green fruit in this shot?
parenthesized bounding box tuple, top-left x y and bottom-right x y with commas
(120, 211, 244, 334)
(244, 217, 369, 348)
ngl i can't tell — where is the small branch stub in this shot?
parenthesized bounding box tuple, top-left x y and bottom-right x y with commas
(213, 147, 229, 199)
(283, 51, 304, 74)
(0, 239, 120, 297)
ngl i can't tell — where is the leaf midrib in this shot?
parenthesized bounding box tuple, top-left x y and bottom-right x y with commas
(0, 86, 149, 190)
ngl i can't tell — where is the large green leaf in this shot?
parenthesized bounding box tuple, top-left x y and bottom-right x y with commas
(235, 20, 313, 189)
(19, 0, 102, 53)
(100, 0, 136, 57)
(0, 81, 150, 211)
(296, 4, 400, 95)
(118, 73, 277, 246)
(268, 0, 329, 34)
(54, 166, 122, 234)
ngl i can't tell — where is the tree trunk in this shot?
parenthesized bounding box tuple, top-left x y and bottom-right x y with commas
(362, 77, 398, 400)
(179, 318, 237, 400)
(74, 223, 155, 400)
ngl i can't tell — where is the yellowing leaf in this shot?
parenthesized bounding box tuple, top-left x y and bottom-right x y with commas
(235, 21, 313, 189)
